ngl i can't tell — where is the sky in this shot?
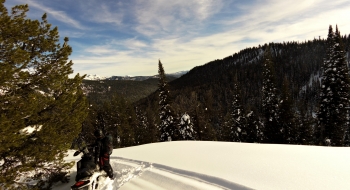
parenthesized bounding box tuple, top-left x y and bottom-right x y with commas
(5, 0, 350, 77)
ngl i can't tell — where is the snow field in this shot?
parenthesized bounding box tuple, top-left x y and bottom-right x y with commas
(112, 141, 350, 190)
(54, 141, 350, 190)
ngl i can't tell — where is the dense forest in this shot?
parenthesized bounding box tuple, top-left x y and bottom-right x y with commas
(82, 26, 350, 148)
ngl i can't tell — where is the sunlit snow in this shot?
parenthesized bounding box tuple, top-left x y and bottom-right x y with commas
(19, 125, 43, 135)
(51, 141, 350, 190)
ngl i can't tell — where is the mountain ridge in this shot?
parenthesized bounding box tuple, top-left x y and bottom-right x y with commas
(84, 71, 188, 81)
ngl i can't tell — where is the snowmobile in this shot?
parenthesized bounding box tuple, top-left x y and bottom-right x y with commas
(70, 145, 107, 190)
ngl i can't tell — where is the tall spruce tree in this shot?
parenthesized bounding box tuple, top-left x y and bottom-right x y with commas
(262, 45, 282, 143)
(158, 60, 177, 141)
(297, 101, 315, 145)
(0, 1, 87, 188)
(318, 25, 350, 146)
(135, 107, 149, 145)
(228, 78, 247, 142)
(97, 95, 135, 148)
(280, 77, 297, 144)
(245, 108, 263, 143)
(221, 113, 232, 141)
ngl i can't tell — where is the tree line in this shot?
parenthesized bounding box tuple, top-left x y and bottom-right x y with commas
(86, 24, 350, 148)
(2, 0, 350, 188)
(132, 25, 350, 146)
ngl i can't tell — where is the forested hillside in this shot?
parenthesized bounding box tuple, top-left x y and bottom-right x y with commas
(82, 76, 177, 103)
(3, 0, 349, 188)
(133, 32, 350, 145)
(81, 27, 350, 148)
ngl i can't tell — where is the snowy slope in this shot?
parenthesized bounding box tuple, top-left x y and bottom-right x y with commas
(84, 74, 107, 80)
(53, 141, 350, 190)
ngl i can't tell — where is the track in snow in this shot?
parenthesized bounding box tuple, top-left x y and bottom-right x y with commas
(105, 157, 252, 190)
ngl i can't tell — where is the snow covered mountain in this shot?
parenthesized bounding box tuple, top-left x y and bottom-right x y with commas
(84, 74, 107, 80)
(166, 70, 188, 78)
(52, 141, 350, 190)
(84, 71, 188, 81)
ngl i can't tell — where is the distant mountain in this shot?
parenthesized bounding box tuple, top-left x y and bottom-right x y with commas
(166, 71, 188, 78)
(84, 71, 188, 81)
(84, 74, 107, 80)
(82, 75, 179, 103)
(108, 75, 157, 81)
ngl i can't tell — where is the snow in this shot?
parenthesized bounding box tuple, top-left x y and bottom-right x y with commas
(84, 74, 107, 80)
(180, 113, 190, 124)
(0, 89, 7, 95)
(19, 125, 42, 135)
(52, 141, 350, 190)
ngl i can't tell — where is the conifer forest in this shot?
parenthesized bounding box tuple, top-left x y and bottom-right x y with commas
(1, 0, 350, 188)
(83, 25, 350, 148)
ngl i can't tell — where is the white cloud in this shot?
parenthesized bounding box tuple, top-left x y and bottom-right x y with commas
(227, 0, 350, 41)
(26, 0, 85, 30)
(79, 2, 124, 26)
(37, 0, 349, 77)
(132, 0, 224, 37)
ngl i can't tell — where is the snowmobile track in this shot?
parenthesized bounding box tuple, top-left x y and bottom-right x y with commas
(112, 157, 252, 190)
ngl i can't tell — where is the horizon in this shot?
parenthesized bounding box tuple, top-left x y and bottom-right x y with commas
(84, 70, 188, 80)
(5, 0, 350, 77)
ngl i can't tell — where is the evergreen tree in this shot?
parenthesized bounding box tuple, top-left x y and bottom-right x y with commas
(99, 95, 135, 148)
(228, 78, 247, 142)
(0, 2, 87, 188)
(217, 112, 232, 142)
(158, 60, 177, 141)
(280, 77, 297, 144)
(178, 113, 196, 140)
(145, 101, 159, 143)
(245, 107, 263, 143)
(318, 25, 350, 146)
(200, 90, 217, 141)
(192, 102, 217, 141)
(262, 45, 282, 143)
(135, 107, 149, 144)
(297, 102, 315, 145)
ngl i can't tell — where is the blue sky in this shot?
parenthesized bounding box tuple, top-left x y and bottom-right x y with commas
(5, 0, 350, 77)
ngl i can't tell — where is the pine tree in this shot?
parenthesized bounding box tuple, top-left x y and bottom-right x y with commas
(318, 25, 350, 146)
(280, 77, 297, 144)
(178, 113, 196, 140)
(297, 102, 315, 145)
(261, 45, 282, 143)
(158, 60, 177, 141)
(192, 103, 217, 141)
(228, 78, 247, 142)
(97, 94, 135, 148)
(144, 101, 159, 143)
(221, 113, 233, 141)
(245, 107, 263, 143)
(135, 107, 149, 144)
(0, 2, 87, 188)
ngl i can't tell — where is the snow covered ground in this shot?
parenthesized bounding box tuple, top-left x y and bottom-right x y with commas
(53, 141, 350, 190)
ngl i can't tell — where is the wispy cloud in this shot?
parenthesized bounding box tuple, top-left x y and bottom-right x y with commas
(78, 1, 125, 26)
(71, 0, 350, 77)
(6, 0, 350, 77)
(25, 0, 86, 30)
(226, 0, 350, 41)
(132, 0, 224, 37)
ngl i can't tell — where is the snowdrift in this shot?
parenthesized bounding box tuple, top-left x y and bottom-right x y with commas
(54, 141, 350, 190)
(113, 141, 350, 190)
